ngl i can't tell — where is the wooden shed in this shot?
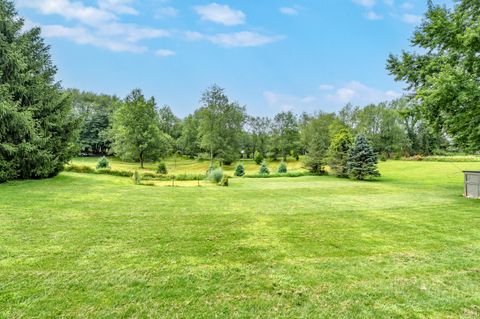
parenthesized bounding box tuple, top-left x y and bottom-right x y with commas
(464, 171, 480, 199)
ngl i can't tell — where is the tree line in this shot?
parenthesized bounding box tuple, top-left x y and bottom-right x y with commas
(70, 85, 449, 169)
(1, 0, 479, 182)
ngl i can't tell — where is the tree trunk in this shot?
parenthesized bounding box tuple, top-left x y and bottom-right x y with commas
(140, 152, 144, 169)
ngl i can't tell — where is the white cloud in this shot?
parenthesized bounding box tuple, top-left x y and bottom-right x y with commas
(97, 23, 169, 42)
(17, 0, 116, 27)
(366, 11, 383, 20)
(155, 49, 176, 57)
(384, 0, 394, 6)
(264, 82, 401, 112)
(402, 13, 422, 24)
(98, 0, 138, 15)
(17, 0, 169, 54)
(279, 7, 299, 16)
(155, 6, 179, 19)
(40, 24, 146, 53)
(326, 81, 401, 104)
(352, 0, 376, 8)
(194, 3, 246, 26)
(186, 31, 283, 48)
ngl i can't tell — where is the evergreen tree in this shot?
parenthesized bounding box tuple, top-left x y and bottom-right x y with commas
(259, 161, 270, 175)
(277, 161, 287, 173)
(347, 134, 381, 180)
(234, 164, 245, 177)
(328, 129, 353, 177)
(0, 0, 78, 182)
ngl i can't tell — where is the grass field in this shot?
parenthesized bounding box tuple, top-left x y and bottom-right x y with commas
(71, 156, 307, 176)
(1, 160, 480, 318)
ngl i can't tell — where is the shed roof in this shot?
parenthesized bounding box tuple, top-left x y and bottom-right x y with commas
(463, 171, 480, 173)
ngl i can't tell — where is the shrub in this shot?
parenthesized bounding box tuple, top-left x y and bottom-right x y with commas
(206, 163, 215, 175)
(379, 154, 388, 162)
(64, 165, 95, 174)
(254, 151, 264, 165)
(95, 169, 132, 177)
(218, 175, 229, 186)
(156, 162, 168, 175)
(132, 170, 142, 185)
(234, 164, 245, 177)
(96, 156, 110, 169)
(259, 161, 270, 175)
(277, 161, 287, 173)
(208, 168, 224, 183)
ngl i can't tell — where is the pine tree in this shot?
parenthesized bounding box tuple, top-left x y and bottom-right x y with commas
(234, 164, 245, 177)
(347, 134, 381, 180)
(259, 161, 270, 175)
(328, 129, 353, 178)
(0, 0, 78, 182)
(277, 161, 287, 173)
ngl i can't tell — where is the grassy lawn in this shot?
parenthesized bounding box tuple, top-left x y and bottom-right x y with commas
(71, 156, 307, 176)
(1, 160, 480, 318)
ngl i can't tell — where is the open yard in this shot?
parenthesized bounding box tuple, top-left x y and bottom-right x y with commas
(1, 160, 480, 318)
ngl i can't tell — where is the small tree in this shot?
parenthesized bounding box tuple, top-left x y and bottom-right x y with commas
(96, 156, 110, 169)
(259, 161, 270, 175)
(156, 162, 168, 175)
(132, 170, 142, 185)
(234, 164, 245, 177)
(347, 134, 381, 180)
(254, 151, 264, 165)
(277, 161, 287, 173)
(328, 129, 353, 178)
(208, 168, 224, 183)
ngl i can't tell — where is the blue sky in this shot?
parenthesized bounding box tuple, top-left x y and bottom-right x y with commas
(15, 0, 450, 117)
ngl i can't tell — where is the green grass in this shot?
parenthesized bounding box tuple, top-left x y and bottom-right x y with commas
(71, 156, 307, 175)
(1, 160, 480, 318)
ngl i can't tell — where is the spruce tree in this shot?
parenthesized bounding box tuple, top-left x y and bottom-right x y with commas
(259, 161, 270, 175)
(347, 134, 381, 180)
(328, 129, 353, 178)
(0, 0, 78, 182)
(234, 164, 245, 177)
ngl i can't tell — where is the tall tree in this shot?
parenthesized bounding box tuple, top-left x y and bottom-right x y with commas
(272, 111, 300, 161)
(196, 85, 246, 165)
(70, 89, 119, 154)
(178, 114, 200, 158)
(387, 0, 480, 152)
(0, 0, 78, 182)
(328, 129, 353, 178)
(302, 112, 337, 174)
(110, 89, 170, 168)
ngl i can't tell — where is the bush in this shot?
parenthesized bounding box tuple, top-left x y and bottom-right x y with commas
(95, 169, 132, 177)
(156, 162, 168, 175)
(64, 165, 95, 174)
(234, 164, 245, 177)
(379, 154, 388, 162)
(259, 161, 270, 175)
(277, 161, 287, 173)
(254, 151, 264, 165)
(218, 175, 229, 186)
(96, 156, 110, 169)
(208, 168, 224, 183)
(132, 170, 142, 185)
